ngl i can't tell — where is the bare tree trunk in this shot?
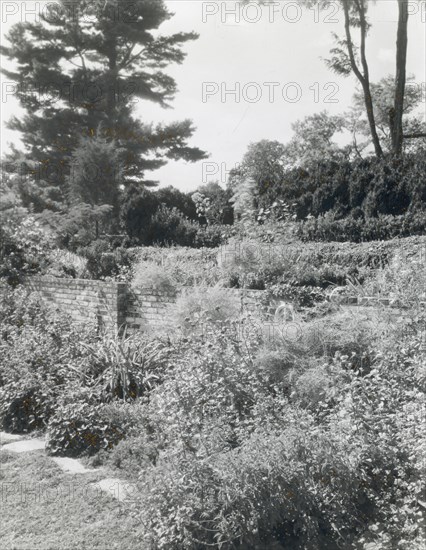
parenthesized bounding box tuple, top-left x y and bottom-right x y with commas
(392, 0, 409, 156)
(342, 0, 383, 158)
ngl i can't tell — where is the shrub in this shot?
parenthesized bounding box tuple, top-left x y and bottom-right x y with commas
(133, 328, 425, 549)
(0, 285, 96, 432)
(137, 407, 366, 549)
(0, 216, 54, 285)
(193, 223, 226, 248)
(77, 240, 132, 280)
(296, 211, 426, 242)
(131, 246, 223, 288)
(46, 398, 125, 457)
(131, 261, 178, 293)
(92, 433, 159, 475)
(0, 384, 54, 433)
(46, 249, 88, 278)
(252, 348, 294, 389)
(292, 360, 347, 410)
(146, 205, 199, 247)
(258, 154, 426, 222)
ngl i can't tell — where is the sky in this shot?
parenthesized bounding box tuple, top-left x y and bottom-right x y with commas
(1, 0, 425, 192)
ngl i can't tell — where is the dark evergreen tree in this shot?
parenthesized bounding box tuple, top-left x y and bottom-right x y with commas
(1, 0, 207, 207)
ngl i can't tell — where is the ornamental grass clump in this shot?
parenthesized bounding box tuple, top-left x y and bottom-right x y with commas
(172, 287, 242, 334)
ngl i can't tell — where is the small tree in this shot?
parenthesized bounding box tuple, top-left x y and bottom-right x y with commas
(68, 135, 124, 237)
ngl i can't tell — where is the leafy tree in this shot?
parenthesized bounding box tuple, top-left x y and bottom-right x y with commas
(155, 186, 197, 220)
(196, 181, 233, 225)
(348, 75, 426, 155)
(227, 119, 347, 217)
(284, 111, 348, 168)
(228, 140, 286, 196)
(1, 0, 207, 200)
(303, 0, 425, 157)
(299, 0, 383, 157)
(392, 0, 409, 156)
(38, 203, 114, 249)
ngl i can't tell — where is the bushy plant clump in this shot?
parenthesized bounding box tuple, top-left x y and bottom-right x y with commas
(0, 285, 168, 447)
(76, 240, 133, 281)
(124, 317, 425, 549)
(131, 246, 222, 288)
(0, 216, 55, 286)
(0, 285, 96, 432)
(46, 397, 125, 457)
(259, 154, 426, 223)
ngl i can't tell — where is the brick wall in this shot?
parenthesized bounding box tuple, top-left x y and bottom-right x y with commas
(26, 276, 424, 335)
(26, 276, 127, 333)
(125, 287, 178, 332)
(25, 277, 267, 334)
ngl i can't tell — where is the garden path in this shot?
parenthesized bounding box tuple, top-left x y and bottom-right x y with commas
(0, 431, 130, 502)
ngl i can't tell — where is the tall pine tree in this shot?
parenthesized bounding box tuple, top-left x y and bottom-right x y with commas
(1, 0, 207, 208)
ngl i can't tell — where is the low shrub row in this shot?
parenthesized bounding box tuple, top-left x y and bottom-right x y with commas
(296, 211, 426, 242)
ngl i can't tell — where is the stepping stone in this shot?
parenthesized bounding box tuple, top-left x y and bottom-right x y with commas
(0, 432, 23, 443)
(52, 456, 100, 474)
(94, 478, 136, 502)
(1, 438, 46, 453)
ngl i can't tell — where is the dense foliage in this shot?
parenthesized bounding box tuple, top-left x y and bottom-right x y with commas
(1, 234, 425, 548)
(254, 154, 426, 221)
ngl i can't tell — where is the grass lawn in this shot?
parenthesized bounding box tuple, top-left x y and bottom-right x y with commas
(0, 449, 143, 550)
